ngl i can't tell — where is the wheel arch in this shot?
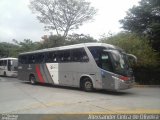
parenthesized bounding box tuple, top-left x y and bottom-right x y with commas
(29, 73, 36, 81)
(79, 74, 95, 89)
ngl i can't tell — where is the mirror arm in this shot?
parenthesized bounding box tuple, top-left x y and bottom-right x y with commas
(127, 54, 137, 63)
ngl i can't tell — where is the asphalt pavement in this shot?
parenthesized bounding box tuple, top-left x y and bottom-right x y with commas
(0, 76, 160, 114)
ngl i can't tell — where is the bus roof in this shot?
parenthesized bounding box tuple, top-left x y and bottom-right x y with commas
(19, 43, 123, 55)
(0, 57, 18, 60)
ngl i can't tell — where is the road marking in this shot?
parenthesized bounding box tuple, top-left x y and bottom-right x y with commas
(46, 102, 66, 107)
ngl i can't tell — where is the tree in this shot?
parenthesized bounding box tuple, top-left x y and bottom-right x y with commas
(13, 39, 39, 53)
(38, 34, 97, 48)
(0, 42, 19, 57)
(29, 0, 97, 38)
(100, 32, 159, 67)
(39, 34, 65, 48)
(66, 33, 97, 45)
(120, 0, 160, 52)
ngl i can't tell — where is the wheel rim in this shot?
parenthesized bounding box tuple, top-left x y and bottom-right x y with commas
(85, 81, 92, 90)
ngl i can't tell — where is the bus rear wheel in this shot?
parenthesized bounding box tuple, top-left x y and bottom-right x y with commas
(29, 75, 36, 85)
(82, 77, 93, 92)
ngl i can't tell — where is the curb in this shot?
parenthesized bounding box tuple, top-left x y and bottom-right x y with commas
(134, 85, 160, 88)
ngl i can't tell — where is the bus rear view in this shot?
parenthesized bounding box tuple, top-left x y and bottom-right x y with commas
(0, 58, 18, 77)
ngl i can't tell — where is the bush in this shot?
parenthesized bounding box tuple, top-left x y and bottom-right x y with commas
(100, 32, 160, 84)
(100, 32, 159, 67)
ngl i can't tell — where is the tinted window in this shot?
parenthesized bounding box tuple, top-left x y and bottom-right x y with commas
(4, 60, 7, 66)
(18, 55, 27, 64)
(88, 47, 103, 67)
(88, 47, 105, 61)
(45, 51, 57, 63)
(57, 50, 71, 62)
(28, 54, 35, 64)
(35, 53, 45, 63)
(71, 48, 89, 62)
(101, 51, 113, 72)
(0, 60, 7, 66)
(0, 60, 3, 66)
(88, 47, 113, 72)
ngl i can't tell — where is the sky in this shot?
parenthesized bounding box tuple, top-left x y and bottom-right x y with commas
(0, 0, 140, 43)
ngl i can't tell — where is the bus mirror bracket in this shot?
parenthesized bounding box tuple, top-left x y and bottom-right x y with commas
(127, 54, 137, 64)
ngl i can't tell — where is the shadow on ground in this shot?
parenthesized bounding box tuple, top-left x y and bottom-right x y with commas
(22, 81, 133, 96)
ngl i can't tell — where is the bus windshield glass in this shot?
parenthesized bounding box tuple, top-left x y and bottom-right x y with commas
(88, 46, 131, 76)
(108, 50, 130, 76)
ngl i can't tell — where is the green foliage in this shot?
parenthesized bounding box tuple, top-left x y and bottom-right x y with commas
(100, 32, 159, 67)
(38, 34, 97, 49)
(120, 0, 160, 51)
(39, 35, 65, 49)
(66, 34, 97, 45)
(13, 39, 39, 54)
(0, 42, 19, 58)
(0, 34, 97, 58)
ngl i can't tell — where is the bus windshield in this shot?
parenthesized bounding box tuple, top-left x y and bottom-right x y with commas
(88, 47, 131, 76)
(108, 50, 130, 76)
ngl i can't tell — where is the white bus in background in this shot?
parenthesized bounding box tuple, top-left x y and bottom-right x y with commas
(0, 58, 18, 77)
(18, 43, 136, 91)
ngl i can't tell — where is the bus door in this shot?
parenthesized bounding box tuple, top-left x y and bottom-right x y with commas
(8, 60, 12, 71)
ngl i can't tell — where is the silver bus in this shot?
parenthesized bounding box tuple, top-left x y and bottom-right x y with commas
(18, 43, 136, 91)
(0, 58, 18, 77)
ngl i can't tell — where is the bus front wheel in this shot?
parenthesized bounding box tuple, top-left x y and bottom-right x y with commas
(29, 75, 36, 85)
(82, 77, 93, 92)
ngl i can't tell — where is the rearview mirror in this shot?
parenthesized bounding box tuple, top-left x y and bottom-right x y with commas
(127, 54, 137, 65)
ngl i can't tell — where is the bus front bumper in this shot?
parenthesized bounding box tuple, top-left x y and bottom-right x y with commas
(114, 77, 135, 90)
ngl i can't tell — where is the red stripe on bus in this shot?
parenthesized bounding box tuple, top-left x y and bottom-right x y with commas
(36, 64, 45, 83)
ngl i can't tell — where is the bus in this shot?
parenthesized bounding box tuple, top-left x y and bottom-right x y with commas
(0, 58, 18, 77)
(18, 43, 136, 91)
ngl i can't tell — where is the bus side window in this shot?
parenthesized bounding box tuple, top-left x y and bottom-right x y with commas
(101, 52, 113, 72)
(63, 50, 71, 62)
(19, 55, 28, 64)
(28, 55, 35, 64)
(72, 48, 89, 62)
(0, 60, 4, 66)
(45, 52, 57, 63)
(82, 49, 89, 62)
(3, 60, 7, 66)
(0, 60, 2, 66)
(0, 60, 7, 68)
(35, 53, 45, 63)
(88, 46, 105, 67)
(57, 51, 64, 62)
(57, 50, 71, 62)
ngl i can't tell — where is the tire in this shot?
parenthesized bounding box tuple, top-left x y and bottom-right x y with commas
(29, 75, 36, 85)
(82, 77, 93, 92)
